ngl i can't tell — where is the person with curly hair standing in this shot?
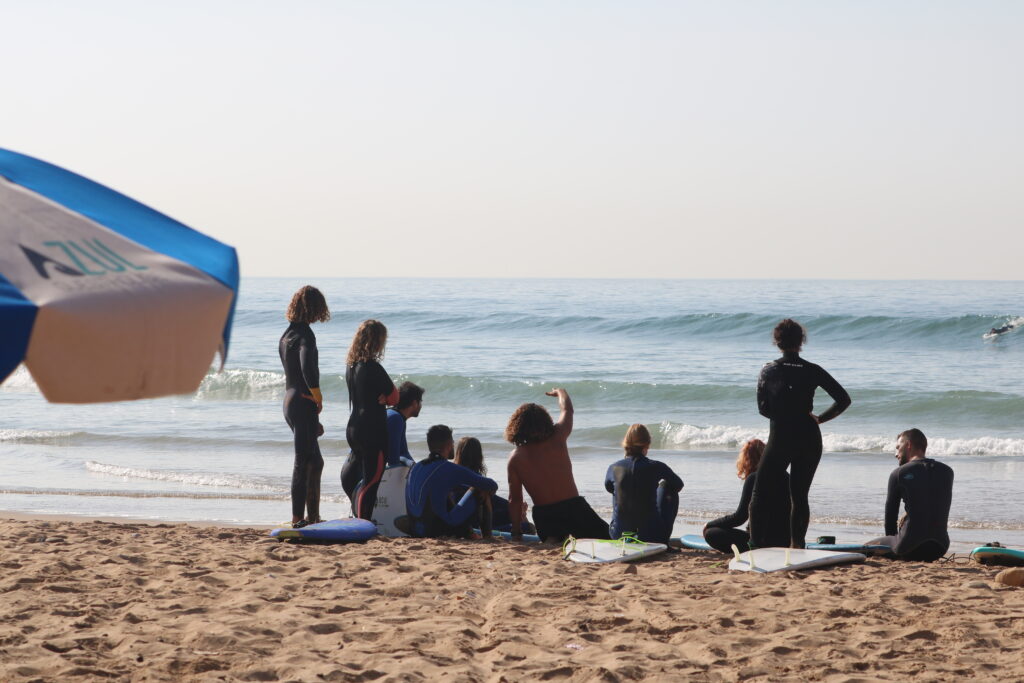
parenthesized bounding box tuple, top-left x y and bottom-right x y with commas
(344, 319, 399, 520)
(749, 319, 851, 549)
(279, 286, 330, 528)
(505, 388, 609, 543)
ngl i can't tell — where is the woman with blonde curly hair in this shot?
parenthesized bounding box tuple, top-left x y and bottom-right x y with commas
(604, 424, 684, 544)
(343, 319, 399, 520)
(279, 285, 330, 528)
(702, 438, 786, 553)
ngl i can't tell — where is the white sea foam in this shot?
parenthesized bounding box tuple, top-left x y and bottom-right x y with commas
(0, 365, 38, 392)
(193, 368, 284, 401)
(0, 429, 78, 443)
(84, 461, 284, 492)
(660, 422, 1024, 456)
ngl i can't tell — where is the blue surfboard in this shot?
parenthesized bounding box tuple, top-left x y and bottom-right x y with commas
(270, 518, 378, 543)
(678, 534, 712, 550)
(970, 545, 1024, 567)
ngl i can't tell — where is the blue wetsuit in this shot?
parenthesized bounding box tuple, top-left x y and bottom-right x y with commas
(604, 455, 683, 544)
(406, 453, 498, 538)
(385, 409, 413, 468)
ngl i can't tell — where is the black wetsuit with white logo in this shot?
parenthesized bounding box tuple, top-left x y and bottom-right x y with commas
(885, 458, 953, 561)
(279, 322, 323, 521)
(749, 351, 851, 548)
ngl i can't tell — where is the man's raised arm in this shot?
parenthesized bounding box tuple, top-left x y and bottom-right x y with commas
(545, 388, 573, 437)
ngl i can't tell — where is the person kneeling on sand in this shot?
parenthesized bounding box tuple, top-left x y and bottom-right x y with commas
(506, 388, 610, 543)
(404, 425, 498, 539)
(605, 424, 683, 544)
(868, 428, 954, 562)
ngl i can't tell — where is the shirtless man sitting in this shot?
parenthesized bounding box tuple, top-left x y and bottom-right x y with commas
(506, 388, 610, 543)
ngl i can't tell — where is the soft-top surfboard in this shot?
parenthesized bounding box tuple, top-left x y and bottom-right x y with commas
(270, 518, 378, 543)
(564, 536, 668, 564)
(676, 534, 892, 556)
(970, 545, 1024, 567)
(479, 529, 542, 543)
(370, 465, 411, 537)
(728, 547, 865, 573)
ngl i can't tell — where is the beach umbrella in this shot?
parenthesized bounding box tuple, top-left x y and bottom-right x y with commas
(0, 148, 239, 403)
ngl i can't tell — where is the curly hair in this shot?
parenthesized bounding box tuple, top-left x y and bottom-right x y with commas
(454, 437, 485, 475)
(346, 319, 387, 365)
(285, 286, 330, 324)
(736, 438, 766, 479)
(773, 318, 806, 352)
(621, 423, 652, 457)
(504, 403, 555, 446)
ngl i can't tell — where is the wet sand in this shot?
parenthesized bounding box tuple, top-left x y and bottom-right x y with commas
(1, 517, 1022, 682)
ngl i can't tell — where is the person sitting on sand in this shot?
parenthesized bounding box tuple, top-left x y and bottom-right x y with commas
(702, 438, 786, 553)
(405, 425, 498, 539)
(604, 424, 683, 544)
(454, 436, 536, 535)
(506, 388, 610, 543)
(868, 428, 953, 562)
(386, 381, 424, 468)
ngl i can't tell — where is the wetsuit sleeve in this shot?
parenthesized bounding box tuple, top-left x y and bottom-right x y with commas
(604, 464, 615, 494)
(459, 467, 498, 494)
(756, 364, 773, 419)
(706, 474, 755, 529)
(299, 335, 320, 390)
(656, 461, 683, 493)
(374, 362, 399, 406)
(814, 365, 851, 424)
(884, 468, 902, 536)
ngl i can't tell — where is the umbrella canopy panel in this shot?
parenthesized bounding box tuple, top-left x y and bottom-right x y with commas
(0, 149, 239, 403)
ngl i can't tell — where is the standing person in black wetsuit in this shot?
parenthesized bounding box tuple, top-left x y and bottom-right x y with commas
(702, 438, 787, 553)
(344, 320, 399, 520)
(604, 424, 684, 544)
(279, 286, 330, 528)
(869, 429, 954, 561)
(749, 319, 851, 549)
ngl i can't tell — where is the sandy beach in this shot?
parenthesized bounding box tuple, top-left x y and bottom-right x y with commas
(1, 517, 1022, 682)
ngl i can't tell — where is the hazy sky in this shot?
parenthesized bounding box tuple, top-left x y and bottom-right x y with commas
(2, 1, 1021, 279)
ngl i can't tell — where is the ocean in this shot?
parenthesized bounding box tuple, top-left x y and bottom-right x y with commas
(1, 278, 1022, 550)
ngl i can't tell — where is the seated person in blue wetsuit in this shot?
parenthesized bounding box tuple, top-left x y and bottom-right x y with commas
(604, 424, 684, 544)
(454, 436, 536, 535)
(405, 425, 498, 539)
(385, 381, 424, 468)
(702, 438, 789, 553)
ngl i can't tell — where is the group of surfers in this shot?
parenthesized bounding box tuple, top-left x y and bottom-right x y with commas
(280, 286, 954, 561)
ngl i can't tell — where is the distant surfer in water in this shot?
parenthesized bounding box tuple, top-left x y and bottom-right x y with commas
(702, 439, 784, 553)
(344, 320, 399, 521)
(505, 388, 610, 543)
(279, 286, 330, 529)
(988, 322, 1017, 336)
(869, 429, 953, 562)
(749, 319, 851, 549)
(604, 424, 683, 544)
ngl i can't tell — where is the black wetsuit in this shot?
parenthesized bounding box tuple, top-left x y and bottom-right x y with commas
(604, 455, 684, 544)
(749, 351, 851, 548)
(279, 322, 324, 522)
(884, 458, 953, 561)
(344, 360, 397, 520)
(704, 471, 789, 553)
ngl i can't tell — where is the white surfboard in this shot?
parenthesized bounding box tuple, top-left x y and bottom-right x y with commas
(370, 465, 410, 537)
(564, 537, 668, 564)
(728, 546, 865, 573)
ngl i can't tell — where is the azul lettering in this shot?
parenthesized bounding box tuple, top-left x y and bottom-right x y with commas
(22, 239, 149, 279)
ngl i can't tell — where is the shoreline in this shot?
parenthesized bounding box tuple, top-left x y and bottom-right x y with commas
(1, 516, 1022, 681)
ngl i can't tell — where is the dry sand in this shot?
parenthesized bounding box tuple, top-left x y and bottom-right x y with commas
(1, 517, 1022, 682)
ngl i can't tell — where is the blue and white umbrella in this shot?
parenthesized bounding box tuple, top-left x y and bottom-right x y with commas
(0, 148, 239, 403)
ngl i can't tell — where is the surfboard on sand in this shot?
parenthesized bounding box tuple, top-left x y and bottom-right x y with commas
(676, 534, 892, 556)
(970, 546, 1024, 567)
(371, 465, 411, 537)
(270, 518, 377, 543)
(728, 547, 865, 573)
(564, 536, 668, 564)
